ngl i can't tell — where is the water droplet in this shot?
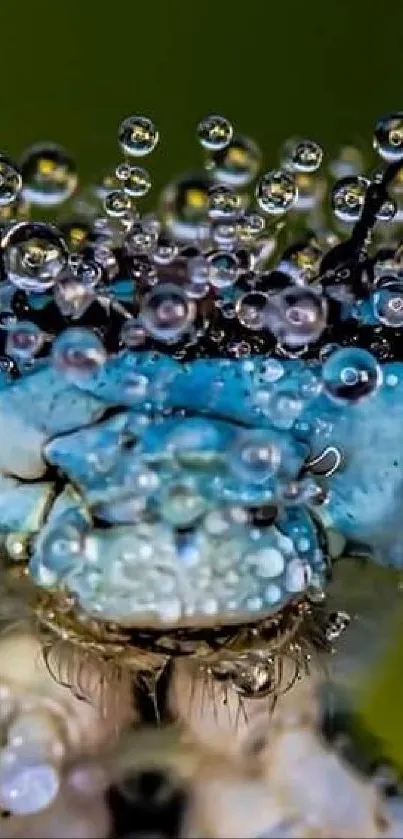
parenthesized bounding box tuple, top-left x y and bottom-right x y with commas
(208, 250, 239, 288)
(186, 254, 210, 298)
(376, 197, 397, 222)
(118, 115, 159, 157)
(281, 137, 323, 173)
(69, 253, 102, 287)
(0, 156, 22, 206)
(264, 286, 327, 347)
(20, 143, 77, 206)
(161, 481, 207, 527)
(207, 135, 261, 187)
(54, 277, 94, 319)
(5, 321, 45, 361)
(256, 169, 298, 215)
(140, 282, 196, 342)
(373, 275, 403, 327)
(120, 319, 147, 348)
(208, 185, 242, 218)
(115, 162, 151, 197)
(329, 145, 364, 179)
(152, 233, 178, 265)
(228, 428, 281, 484)
(237, 211, 266, 240)
(236, 291, 268, 329)
(103, 189, 132, 218)
(331, 176, 368, 223)
(322, 347, 381, 402)
(1, 221, 68, 292)
(160, 173, 211, 241)
(51, 327, 107, 382)
(197, 114, 233, 151)
(374, 112, 403, 162)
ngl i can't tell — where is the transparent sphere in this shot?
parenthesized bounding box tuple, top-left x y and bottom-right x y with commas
(331, 176, 368, 223)
(256, 169, 298, 215)
(1, 221, 68, 292)
(118, 115, 159, 157)
(329, 145, 364, 179)
(208, 251, 239, 289)
(373, 275, 403, 327)
(197, 114, 233, 151)
(5, 321, 44, 361)
(376, 197, 397, 223)
(322, 347, 381, 403)
(103, 189, 132, 218)
(120, 319, 147, 348)
(228, 428, 281, 484)
(282, 137, 323, 173)
(374, 112, 403, 162)
(208, 185, 242, 218)
(237, 211, 266, 240)
(140, 282, 196, 342)
(161, 482, 207, 527)
(116, 163, 151, 197)
(207, 135, 261, 187)
(264, 287, 327, 347)
(153, 233, 178, 265)
(0, 754, 60, 815)
(0, 155, 22, 206)
(51, 327, 107, 383)
(20, 142, 77, 206)
(69, 253, 102, 287)
(236, 291, 268, 330)
(160, 173, 211, 241)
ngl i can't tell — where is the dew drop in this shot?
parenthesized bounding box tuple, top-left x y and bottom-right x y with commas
(160, 173, 211, 241)
(20, 143, 77, 206)
(228, 428, 281, 484)
(118, 115, 159, 157)
(208, 185, 242, 218)
(236, 291, 268, 330)
(373, 275, 403, 327)
(281, 137, 323, 173)
(1, 221, 68, 292)
(374, 112, 403, 162)
(51, 327, 107, 382)
(197, 115, 233, 151)
(264, 286, 327, 347)
(322, 347, 381, 403)
(0, 156, 22, 206)
(116, 162, 151, 197)
(207, 135, 261, 187)
(208, 250, 239, 289)
(331, 176, 368, 223)
(5, 321, 45, 361)
(256, 169, 298, 215)
(103, 189, 132, 218)
(140, 282, 196, 342)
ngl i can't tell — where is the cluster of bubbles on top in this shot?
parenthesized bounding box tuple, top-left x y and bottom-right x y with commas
(2, 112, 403, 627)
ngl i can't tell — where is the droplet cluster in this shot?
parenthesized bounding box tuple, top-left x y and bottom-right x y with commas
(1, 112, 403, 632)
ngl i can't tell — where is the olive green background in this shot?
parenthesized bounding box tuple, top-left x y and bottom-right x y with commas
(2, 0, 403, 764)
(2, 0, 403, 187)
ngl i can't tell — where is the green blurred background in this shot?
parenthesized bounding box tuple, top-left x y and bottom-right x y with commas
(2, 0, 403, 765)
(2, 0, 403, 186)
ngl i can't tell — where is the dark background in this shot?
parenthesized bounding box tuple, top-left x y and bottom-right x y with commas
(3, 0, 403, 187)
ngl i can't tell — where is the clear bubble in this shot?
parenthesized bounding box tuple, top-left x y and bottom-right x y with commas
(373, 275, 403, 327)
(281, 137, 323, 173)
(374, 112, 403, 162)
(236, 291, 268, 330)
(161, 482, 207, 527)
(5, 321, 45, 361)
(20, 143, 77, 206)
(208, 185, 242, 219)
(322, 347, 381, 403)
(207, 135, 261, 187)
(0, 156, 22, 206)
(331, 176, 368, 223)
(256, 169, 298, 215)
(376, 197, 397, 223)
(126, 221, 158, 255)
(94, 169, 120, 201)
(120, 319, 147, 348)
(264, 286, 327, 347)
(140, 282, 196, 342)
(152, 233, 178, 265)
(103, 189, 132, 218)
(51, 327, 107, 382)
(68, 253, 102, 287)
(237, 211, 266, 240)
(186, 255, 210, 298)
(54, 277, 94, 319)
(1, 221, 68, 292)
(208, 251, 239, 289)
(160, 173, 211, 241)
(118, 115, 159, 157)
(211, 218, 239, 248)
(197, 115, 233, 151)
(115, 163, 151, 197)
(228, 428, 281, 484)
